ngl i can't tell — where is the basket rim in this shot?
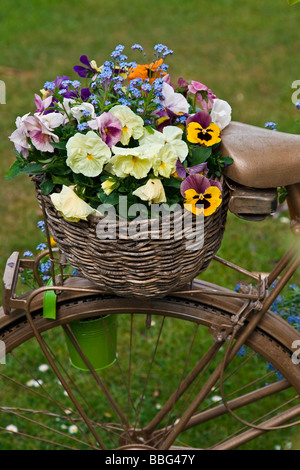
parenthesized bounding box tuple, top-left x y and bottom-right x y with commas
(32, 174, 227, 227)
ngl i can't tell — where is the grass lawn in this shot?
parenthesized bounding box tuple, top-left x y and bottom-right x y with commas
(1, 0, 300, 280)
(0, 0, 300, 450)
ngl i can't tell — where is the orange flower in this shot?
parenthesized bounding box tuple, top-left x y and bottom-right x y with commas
(128, 64, 148, 82)
(128, 59, 166, 84)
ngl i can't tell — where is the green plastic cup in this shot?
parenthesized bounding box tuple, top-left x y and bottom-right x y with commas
(64, 315, 118, 371)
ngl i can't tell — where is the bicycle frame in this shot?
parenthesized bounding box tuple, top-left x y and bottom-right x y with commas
(1, 182, 300, 448)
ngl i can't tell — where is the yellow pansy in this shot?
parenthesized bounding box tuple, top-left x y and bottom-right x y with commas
(132, 179, 167, 205)
(50, 186, 102, 222)
(186, 122, 221, 147)
(181, 174, 222, 217)
(184, 186, 222, 216)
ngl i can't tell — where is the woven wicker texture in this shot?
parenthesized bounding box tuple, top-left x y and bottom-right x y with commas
(34, 178, 229, 298)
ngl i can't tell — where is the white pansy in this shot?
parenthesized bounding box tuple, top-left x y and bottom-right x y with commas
(58, 98, 76, 124)
(37, 112, 65, 129)
(152, 145, 179, 178)
(109, 105, 144, 145)
(210, 99, 232, 130)
(140, 125, 188, 163)
(161, 82, 190, 114)
(132, 179, 167, 205)
(108, 145, 154, 179)
(50, 185, 102, 222)
(70, 102, 96, 123)
(66, 131, 111, 177)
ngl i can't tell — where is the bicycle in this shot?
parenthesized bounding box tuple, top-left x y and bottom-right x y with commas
(1, 120, 300, 450)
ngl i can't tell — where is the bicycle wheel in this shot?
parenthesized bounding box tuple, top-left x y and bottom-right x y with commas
(0, 278, 300, 450)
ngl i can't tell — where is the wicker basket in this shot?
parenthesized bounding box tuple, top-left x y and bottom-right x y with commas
(33, 177, 229, 298)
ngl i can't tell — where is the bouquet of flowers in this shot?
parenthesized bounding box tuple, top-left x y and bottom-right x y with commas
(7, 44, 232, 223)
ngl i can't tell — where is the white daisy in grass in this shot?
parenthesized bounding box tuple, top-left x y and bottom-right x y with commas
(109, 105, 144, 145)
(6, 424, 18, 433)
(211, 395, 222, 403)
(38, 364, 49, 372)
(68, 425, 78, 434)
(26, 379, 43, 388)
(66, 131, 111, 177)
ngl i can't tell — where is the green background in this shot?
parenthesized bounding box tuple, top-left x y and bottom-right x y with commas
(0, 0, 299, 280)
(0, 0, 300, 451)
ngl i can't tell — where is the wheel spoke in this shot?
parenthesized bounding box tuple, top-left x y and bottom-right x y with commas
(1, 292, 300, 450)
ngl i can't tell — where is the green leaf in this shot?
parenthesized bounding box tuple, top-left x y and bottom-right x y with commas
(164, 176, 182, 189)
(189, 146, 212, 166)
(50, 141, 67, 150)
(52, 175, 72, 186)
(222, 156, 234, 165)
(20, 162, 45, 175)
(145, 125, 155, 134)
(99, 191, 119, 206)
(4, 160, 22, 180)
(40, 179, 55, 195)
(287, 0, 300, 5)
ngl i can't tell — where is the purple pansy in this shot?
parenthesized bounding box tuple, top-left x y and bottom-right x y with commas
(175, 159, 208, 179)
(74, 55, 99, 78)
(180, 173, 222, 198)
(186, 110, 212, 129)
(156, 108, 189, 132)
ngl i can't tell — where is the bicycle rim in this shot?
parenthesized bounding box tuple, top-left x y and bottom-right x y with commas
(0, 290, 300, 450)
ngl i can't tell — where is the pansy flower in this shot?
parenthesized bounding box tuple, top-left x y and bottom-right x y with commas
(74, 55, 101, 79)
(156, 108, 188, 132)
(66, 131, 111, 177)
(175, 159, 208, 179)
(88, 112, 122, 147)
(186, 111, 221, 147)
(109, 105, 144, 145)
(180, 174, 222, 216)
(188, 80, 216, 112)
(108, 144, 154, 179)
(132, 178, 167, 205)
(50, 185, 102, 222)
